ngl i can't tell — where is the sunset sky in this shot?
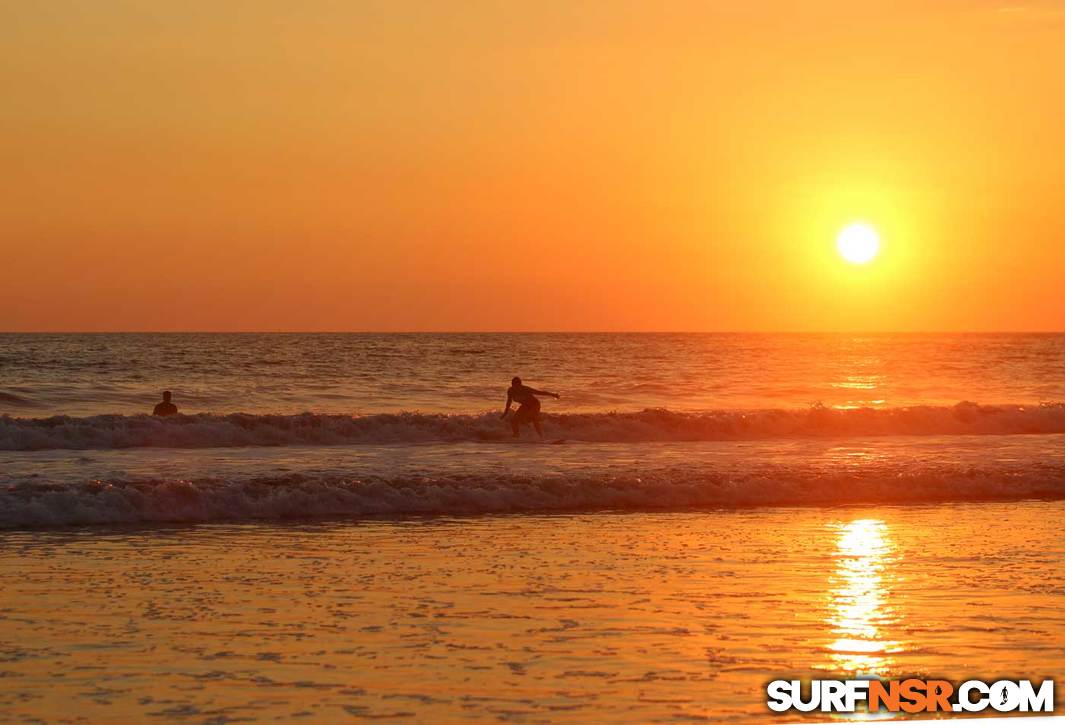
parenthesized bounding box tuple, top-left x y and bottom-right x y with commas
(3, 0, 1064, 331)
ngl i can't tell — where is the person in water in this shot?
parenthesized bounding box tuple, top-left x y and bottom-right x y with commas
(153, 391, 178, 417)
(501, 377, 559, 440)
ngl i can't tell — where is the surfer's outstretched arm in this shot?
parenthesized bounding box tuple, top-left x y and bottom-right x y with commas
(530, 388, 560, 399)
(501, 391, 513, 419)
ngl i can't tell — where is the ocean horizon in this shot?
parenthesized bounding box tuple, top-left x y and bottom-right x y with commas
(2, 332, 1063, 720)
(7, 0, 1065, 719)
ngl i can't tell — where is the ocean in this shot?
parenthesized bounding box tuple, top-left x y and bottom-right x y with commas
(1, 333, 1063, 721)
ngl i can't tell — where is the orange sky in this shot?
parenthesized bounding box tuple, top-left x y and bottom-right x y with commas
(2, 1, 1064, 331)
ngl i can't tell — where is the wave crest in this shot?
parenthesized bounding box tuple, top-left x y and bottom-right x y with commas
(3, 462, 1064, 528)
(2, 402, 1064, 450)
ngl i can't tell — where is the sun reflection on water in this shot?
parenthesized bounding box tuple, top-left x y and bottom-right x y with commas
(826, 518, 900, 675)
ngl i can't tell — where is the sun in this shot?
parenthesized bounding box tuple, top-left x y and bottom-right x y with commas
(836, 223, 880, 265)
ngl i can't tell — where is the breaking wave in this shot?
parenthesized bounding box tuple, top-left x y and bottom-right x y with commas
(2, 402, 1065, 450)
(3, 460, 1064, 528)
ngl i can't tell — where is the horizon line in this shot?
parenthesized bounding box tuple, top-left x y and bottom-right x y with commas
(2, 330, 1064, 335)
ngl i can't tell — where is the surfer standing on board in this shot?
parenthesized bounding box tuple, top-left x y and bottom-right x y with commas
(501, 377, 560, 441)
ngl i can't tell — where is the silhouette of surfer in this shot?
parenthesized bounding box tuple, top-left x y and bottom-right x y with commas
(501, 377, 559, 440)
(152, 391, 178, 417)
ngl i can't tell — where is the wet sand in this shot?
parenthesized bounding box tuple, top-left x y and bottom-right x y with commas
(1, 502, 1062, 721)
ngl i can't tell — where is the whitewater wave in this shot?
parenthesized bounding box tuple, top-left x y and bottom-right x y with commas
(2, 402, 1065, 450)
(2, 460, 1064, 528)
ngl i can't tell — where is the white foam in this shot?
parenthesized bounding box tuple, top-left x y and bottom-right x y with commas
(3, 459, 1064, 528)
(2, 402, 1065, 450)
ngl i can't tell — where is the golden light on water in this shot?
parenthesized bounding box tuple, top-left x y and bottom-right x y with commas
(826, 518, 899, 675)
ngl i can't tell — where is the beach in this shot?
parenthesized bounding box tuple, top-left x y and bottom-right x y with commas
(7, 0, 1065, 718)
(2, 504, 1062, 721)
(1, 333, 1064, 720)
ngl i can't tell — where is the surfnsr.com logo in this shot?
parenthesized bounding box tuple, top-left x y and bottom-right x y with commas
(767, 678, 1055, 714)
